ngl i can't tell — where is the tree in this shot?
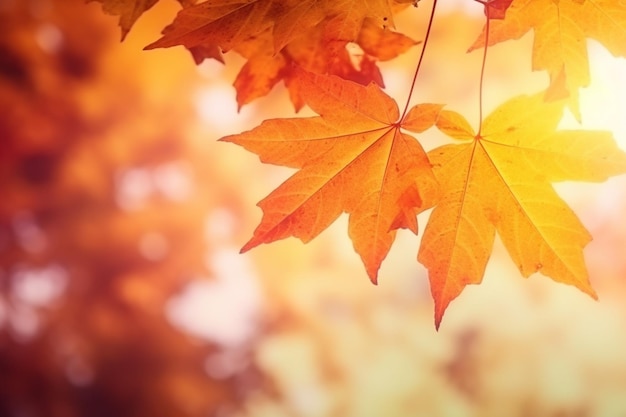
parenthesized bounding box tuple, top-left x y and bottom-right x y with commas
(0, 2, 262, 416)
(90, 0, 626, 327)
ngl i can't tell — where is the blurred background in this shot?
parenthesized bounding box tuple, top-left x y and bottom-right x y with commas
(2, 0, 626, 416)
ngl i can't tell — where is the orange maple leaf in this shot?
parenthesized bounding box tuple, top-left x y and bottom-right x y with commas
(233, 20, 417, 110)
(145, 0, 410, 54)
(323, 0, 395, 42)
(143, 0, 417, 108)
(221, 70, 441, 282)
(469, 0, 626, 117)
(420, 93, 626, 328)
(145, 0, 280, 53)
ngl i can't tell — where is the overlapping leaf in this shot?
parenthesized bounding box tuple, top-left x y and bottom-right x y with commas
(87, 0, 626, 328)
(145, 0, 282, 53)
(141, 0, 417, 108)
(145, 0, 400, 53)
(470, 0, 626, 116)
(233, 20, 417, 110)
(420, 93, 626, 327)
(90, 0, 418, 108)
(222, 70, 440, 281)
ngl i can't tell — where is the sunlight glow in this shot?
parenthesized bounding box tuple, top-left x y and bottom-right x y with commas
(204, 350, 250, 379)
(115, 168, 152, 211)
(8, 304, 39, 341)
(12, 212, 47, 253)
(196, 59, 226, 79)
(138, 232, 169, 261)
(194, 85, 240, 130)
(35, 23, 63, 54)
(11, 264, 67, 307)
(115, 161, 194, 210)
(556, 42, 626, 225)
(153, 161, 194, 202)
(438, 0, 483, 15)
(165, 249, 262, 347)
(559, 42, 626, 142)
(204, 208, 238, 245)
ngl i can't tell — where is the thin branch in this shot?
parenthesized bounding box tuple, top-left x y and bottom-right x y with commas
(476, 2, 491, 137)
(400, 0, 439, 120)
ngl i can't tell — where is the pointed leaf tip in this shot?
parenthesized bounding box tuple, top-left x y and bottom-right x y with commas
(369, 272, 379, 286)
(225, 72, 436, 282)
(239, 239, 258, 254)
(90, 0, 158, 42)
(420, 92, 624, 326)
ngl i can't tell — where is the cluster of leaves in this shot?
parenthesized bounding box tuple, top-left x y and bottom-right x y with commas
(92, 0, 418, 109)
(92, 0, 626, 326)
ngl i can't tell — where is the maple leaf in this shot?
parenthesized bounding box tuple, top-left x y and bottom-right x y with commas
(88, 0, 157, 40)
(469, 0, 626, 116)
(88, 0, 197, 40)
(233, 20, 417, 110)
(142, 0, 417, 107)
(144, 0, 324, 54)
(144, 0, 413, 54)
(221, 70, 440, 281)
(419, 93, 626, 328)
(357, 17, 419, 60)
(322, 0, 395, 42)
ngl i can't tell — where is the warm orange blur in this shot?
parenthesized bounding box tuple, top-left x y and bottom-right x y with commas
(2, 1, 626, 417)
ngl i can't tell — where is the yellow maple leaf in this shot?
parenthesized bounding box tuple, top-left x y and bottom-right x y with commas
(469, 0, 626, 117)
(420, 93, 626, 328)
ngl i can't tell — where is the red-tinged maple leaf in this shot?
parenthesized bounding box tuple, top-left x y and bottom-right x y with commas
(88, 0, 197, 40)
(419, 93, 626, 328)
(469, 0, 626, 117)
(233, 20, 417, 110)
(230, 30, 284, 108)
(221, 70, 441, 282)
(142, 0, 417, 107)
(481, 0, 514, 20)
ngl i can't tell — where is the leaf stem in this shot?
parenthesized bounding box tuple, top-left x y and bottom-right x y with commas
(400, 0, 438, 120)
(476, 3, 491, 137)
